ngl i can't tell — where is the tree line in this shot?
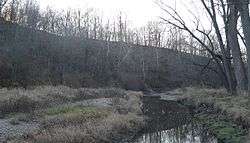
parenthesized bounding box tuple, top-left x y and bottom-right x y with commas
(0, 0, 214, 56)
(2, 0, 243, 92)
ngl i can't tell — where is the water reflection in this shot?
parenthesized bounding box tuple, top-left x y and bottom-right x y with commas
(132, 96, 217, 143)
(133, 122, 217, 143)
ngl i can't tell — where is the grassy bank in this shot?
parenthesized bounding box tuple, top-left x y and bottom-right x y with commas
(0, 86, 145, 143)
(164, 87, 250, 143)
(0, 86, 126, 116)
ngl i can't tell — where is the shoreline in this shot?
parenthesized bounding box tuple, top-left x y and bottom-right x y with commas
(160, 87, 250, 143)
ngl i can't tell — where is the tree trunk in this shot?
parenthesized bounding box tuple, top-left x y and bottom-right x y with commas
(238, 0, 250, 92)
(201, 0, 237, 94)
(227, 1, 248, 90)
(212, 14, 237, 94)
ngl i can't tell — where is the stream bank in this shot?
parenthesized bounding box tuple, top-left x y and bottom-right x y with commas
(1, 86, 248, 143)
(0, 86, 145, 143)
(158, 87, 250, 143)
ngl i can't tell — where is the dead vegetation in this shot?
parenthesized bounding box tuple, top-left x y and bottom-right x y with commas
(0, 86, 126, 116)
(164, 87, 250, 142)
(168, 87, 250, 123)
(0, 86, 144, 143)
(27, 113, 144, 143)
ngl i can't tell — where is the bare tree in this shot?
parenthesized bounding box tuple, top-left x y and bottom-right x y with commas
(224, 0, 248, 90)
(0, 0, 8, 16)
(24, 0, 40, 28)
(9, 0, 19, 21)
(236, 0, 250, 92)
(201, 0, 237, 93)
(158, 0, 237, 93)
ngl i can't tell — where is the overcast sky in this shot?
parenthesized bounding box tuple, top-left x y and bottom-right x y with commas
(38, 0, 212, 30)
(39, 0, 163, 27)
(37, 0, 244, 49)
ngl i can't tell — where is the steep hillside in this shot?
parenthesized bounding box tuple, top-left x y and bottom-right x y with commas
(0, 23, 221, 90)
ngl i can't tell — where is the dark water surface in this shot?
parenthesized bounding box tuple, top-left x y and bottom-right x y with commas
(131, 96, 217, 143)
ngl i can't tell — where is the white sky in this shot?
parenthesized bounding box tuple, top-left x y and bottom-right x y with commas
(39, 0, 162, 27)
(38, 0, 213, 31)
(37, 0, 245, 50)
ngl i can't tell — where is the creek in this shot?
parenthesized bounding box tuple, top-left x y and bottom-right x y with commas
(132, 96, 217, 143)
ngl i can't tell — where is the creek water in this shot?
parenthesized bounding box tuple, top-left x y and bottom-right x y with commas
(131, 96, 217, 143)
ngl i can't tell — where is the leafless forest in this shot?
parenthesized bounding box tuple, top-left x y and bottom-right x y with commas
(0, 0, 250, 143)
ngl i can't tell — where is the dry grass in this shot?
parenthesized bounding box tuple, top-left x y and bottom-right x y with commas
(0, 95, 37, 115)
(161, 87, 250, 142)
(41, 106, 111, 128)
(27, 113, 144, 143)
(75, 87, 126, 100)
(6, 87, 144, 143)
(0, 86, 126, 116)
(166, 87, 250, 142)
(168, 87, 250, 122)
